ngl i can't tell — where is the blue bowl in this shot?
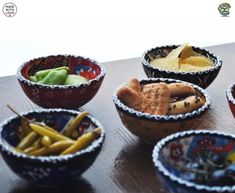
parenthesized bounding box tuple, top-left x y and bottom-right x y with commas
(141, 45, 222, 88)
(0, 109, 105, 187)
(153, 130, 235, 193)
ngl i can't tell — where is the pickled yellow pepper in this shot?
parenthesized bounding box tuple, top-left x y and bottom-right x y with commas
(17, 131, 38, 150)
(29, 123, 72, 142)
(63, 111, 89, 137)
(61, 128, 101, 155)
(30, 140, 75, 156)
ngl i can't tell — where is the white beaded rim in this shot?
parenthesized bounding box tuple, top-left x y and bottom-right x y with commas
(141, 45, 222, 75)
(152, 130, 235, 192)
(0, 108, 105, 163)
(16, 55, 106, 89)
(113, 78, 210, 122)
(226, 83, 235, 105)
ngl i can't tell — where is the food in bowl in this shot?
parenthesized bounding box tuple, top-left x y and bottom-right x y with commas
(17, 55, 105, 108)
(0, 108, 105, 186)
(113, 78, 210, 144)
(141, 45, 222, 88)
(9, 107, 101, 156)
(150, 44, 213, 72)
(153, 130, 235, 193)
(29, 66, 88, 85)
(117, 78, 205, 115)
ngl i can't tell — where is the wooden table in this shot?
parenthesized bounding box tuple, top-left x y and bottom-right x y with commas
(0, 43, 235, 193)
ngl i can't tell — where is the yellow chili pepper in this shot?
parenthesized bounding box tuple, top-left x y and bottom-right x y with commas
(30, 140, 74, 156)
(29, 123, 72, 142)
(61, 128, 101, 155)
(17, 131, 39, 150)
(63, 111, 89, 137)
(41, 136, 52, 147)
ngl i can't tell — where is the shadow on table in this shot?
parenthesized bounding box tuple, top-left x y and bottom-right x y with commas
(112, 140, 167, 193)
(9, 177, 95, 193)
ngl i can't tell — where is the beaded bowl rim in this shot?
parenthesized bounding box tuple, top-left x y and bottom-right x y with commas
(152, 130, 235, 192)
(16, 55, 106, 89)
(0, 108, 105, 163)
(112, 78, 210, 122)
(141, 45, 223, 75)
(226, 83, 235, 105)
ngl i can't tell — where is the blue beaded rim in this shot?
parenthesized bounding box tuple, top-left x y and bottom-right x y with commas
(141, 45, 222, 75)
(112, 78, 210, 122)
(16, 55, 106, 89)
(152, 130, 235, 192)
(226, 83, 235, 105)
(0, 108, 105, 163)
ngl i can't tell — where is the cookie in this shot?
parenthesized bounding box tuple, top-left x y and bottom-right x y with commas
(141, 83, 170, 115)
(168, 95, 204, 115)
(117, 86, 143, 111)
(126, 78, 141, 93)
(167, 82, 195, 97)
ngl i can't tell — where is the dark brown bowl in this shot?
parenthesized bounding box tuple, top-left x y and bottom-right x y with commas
(141, 45, 222, 89)
(17, 55, 105, 109)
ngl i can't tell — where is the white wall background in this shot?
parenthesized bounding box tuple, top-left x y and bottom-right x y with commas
(0, 0, 234, 76)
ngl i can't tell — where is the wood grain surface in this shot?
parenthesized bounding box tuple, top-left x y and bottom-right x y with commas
(0, 43, 235, 193)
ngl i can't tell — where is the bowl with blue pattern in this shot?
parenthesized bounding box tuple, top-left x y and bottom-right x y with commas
(17, 55, 105, 109)
(141, 45, 222, 88)
(226, 83, 235, 118)
(113, 78, 210, 144)
(153, 130, 235, 193)
(0, 109, 105, 186)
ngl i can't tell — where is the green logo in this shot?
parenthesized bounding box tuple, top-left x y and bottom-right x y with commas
(218, 2, 231, 16)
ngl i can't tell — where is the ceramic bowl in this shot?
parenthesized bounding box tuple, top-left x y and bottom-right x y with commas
(226, 83, 235, 118)
(17, 55, 105, 109)
(153, 130, 235, 193)
(0, 109, 105, 186)
(141, 45, 222, 88)
(113, 78, 210, 144)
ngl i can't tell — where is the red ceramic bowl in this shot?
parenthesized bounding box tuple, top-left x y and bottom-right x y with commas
(226, 83, 235, 118)
(17, 55, 105, 109)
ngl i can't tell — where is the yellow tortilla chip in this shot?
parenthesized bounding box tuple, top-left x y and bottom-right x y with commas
(180, 56, 213, 67)
(180, 46, 194, 60)
(166, 44, 188, 59)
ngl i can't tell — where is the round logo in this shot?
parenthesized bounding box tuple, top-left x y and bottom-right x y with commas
(218, 2, 231, 16)
(2, 2, 17, 17)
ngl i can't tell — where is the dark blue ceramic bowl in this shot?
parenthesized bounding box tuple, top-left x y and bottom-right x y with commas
(153, 130, 235, 193)
(226, 83, 235, 118)
(0, 109, 105, 187)
(141, 45, 222, 88)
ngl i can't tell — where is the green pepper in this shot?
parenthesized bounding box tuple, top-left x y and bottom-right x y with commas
(35, 66, 69, 81)
(38, 69, 68, 85)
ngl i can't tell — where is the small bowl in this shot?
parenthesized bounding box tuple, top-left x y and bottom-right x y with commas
(153, 130, 235, 193)
(113, 78, 210, 144)
(141, 45, 222, 88)
(0, 109, 105, 186)
(226, 83, 235, 118)
(17, 55, 105, 109)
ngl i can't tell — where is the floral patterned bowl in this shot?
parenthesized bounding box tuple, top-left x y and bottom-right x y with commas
(17, 55, 105, 109)
(113, 78, 210, 144)
(153, 130, 235, 193)
(226, 83, 235, 118)
(141, 45, 222, 88)
(0, 109, 105, 186)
